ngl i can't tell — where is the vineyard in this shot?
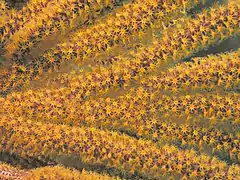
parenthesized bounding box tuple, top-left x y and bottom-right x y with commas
(0, 0, 240, 179)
